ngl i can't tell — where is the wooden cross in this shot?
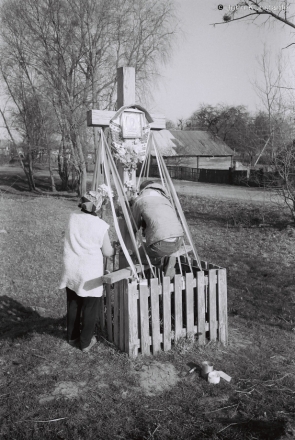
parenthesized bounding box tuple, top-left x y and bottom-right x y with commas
(87, 66, 165, 195)
(87, 67, 165, 130)
(87, 66, 166, 268)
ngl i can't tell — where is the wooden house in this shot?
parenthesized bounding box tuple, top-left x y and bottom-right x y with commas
(151, 130, 236, 170)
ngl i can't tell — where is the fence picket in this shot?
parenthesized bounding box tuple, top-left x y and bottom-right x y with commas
(106, 284, 112, 342)
(139, 281, 150, 355)
(208, 269, 217, 341)
(218, 269, 228, 344)
(125, 281, 139, 357)
(174, 274, 183, 341)
(163, 276, 171, 351)
(113, 282, 119, 346)
(197, 271, 206, 344)
(119, 280, 126, 351)
(123, 282, 128, 354)
(150, 278, 161, 354)
(185, 272, 194, 339)
(99, 296, 105, 331)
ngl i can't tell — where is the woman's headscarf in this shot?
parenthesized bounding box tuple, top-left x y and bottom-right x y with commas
(79, 191, 103, 214)
(79, 185, 114, 215)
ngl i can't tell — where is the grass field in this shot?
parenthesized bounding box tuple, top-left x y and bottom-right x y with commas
(0, 173, 295, 439)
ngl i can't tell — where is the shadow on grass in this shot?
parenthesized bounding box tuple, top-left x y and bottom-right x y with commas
(218, 417, 287, 440)
(0, 167, 54, 192)
(0, 166, 78, 197)
(0, 295, 65, 341)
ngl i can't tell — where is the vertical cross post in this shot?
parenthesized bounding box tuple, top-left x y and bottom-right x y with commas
(117, 67, 135, 108)
(116, 67, 137, 190)
(116, 67, 137, 267)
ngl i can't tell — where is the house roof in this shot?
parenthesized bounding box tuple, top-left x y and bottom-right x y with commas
(151, 130, 234, 157)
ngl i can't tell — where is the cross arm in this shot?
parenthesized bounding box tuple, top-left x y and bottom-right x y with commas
(87, 109, 166, 130)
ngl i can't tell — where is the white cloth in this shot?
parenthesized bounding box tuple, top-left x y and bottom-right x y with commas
(59, 211, 109, 297)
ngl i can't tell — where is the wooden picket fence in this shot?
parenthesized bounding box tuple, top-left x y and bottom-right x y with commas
(99, 258, 228, 358)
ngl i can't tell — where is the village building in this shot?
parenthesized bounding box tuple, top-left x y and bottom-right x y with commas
(144, 129, 247, 184)
(151, 130, 236, 169)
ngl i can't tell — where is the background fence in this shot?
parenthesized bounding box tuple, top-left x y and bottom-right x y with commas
(141, 164, 281, 187)
(86, 160, 282, 187)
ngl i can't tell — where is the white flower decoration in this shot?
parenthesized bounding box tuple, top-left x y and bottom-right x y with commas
(97, 184, 114, 198)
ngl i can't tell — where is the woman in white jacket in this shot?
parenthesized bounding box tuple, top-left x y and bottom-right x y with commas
(59, 189, 115, 353)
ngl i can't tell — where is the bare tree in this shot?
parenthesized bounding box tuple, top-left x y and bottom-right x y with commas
(0, 60, 41, 190)
(252, 48, 295, 161)
(188, 104, 258, 160)
(213, 0, 295, 41)
(0, 105, 34, 188)
(249, 47, 295, 217)
(271, 140, 295, 221)
(0, 0, 178, 195)
(253, 49, 281, 158)
(177, 118, 186, 130)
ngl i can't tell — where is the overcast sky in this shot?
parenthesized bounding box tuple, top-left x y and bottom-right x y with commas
(149, 0, 294, 124)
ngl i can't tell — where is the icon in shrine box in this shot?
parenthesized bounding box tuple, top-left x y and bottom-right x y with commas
(110, 106, 151, 171)
(121, 109, 143, 139)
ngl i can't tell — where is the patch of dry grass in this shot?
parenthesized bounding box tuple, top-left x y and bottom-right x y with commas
(0, 192, 294, 440)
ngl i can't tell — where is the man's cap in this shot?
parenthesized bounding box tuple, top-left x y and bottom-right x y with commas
(139, 180, 155, 191)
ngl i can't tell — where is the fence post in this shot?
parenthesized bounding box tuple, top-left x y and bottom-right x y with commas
(125, 280, 139, 358)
